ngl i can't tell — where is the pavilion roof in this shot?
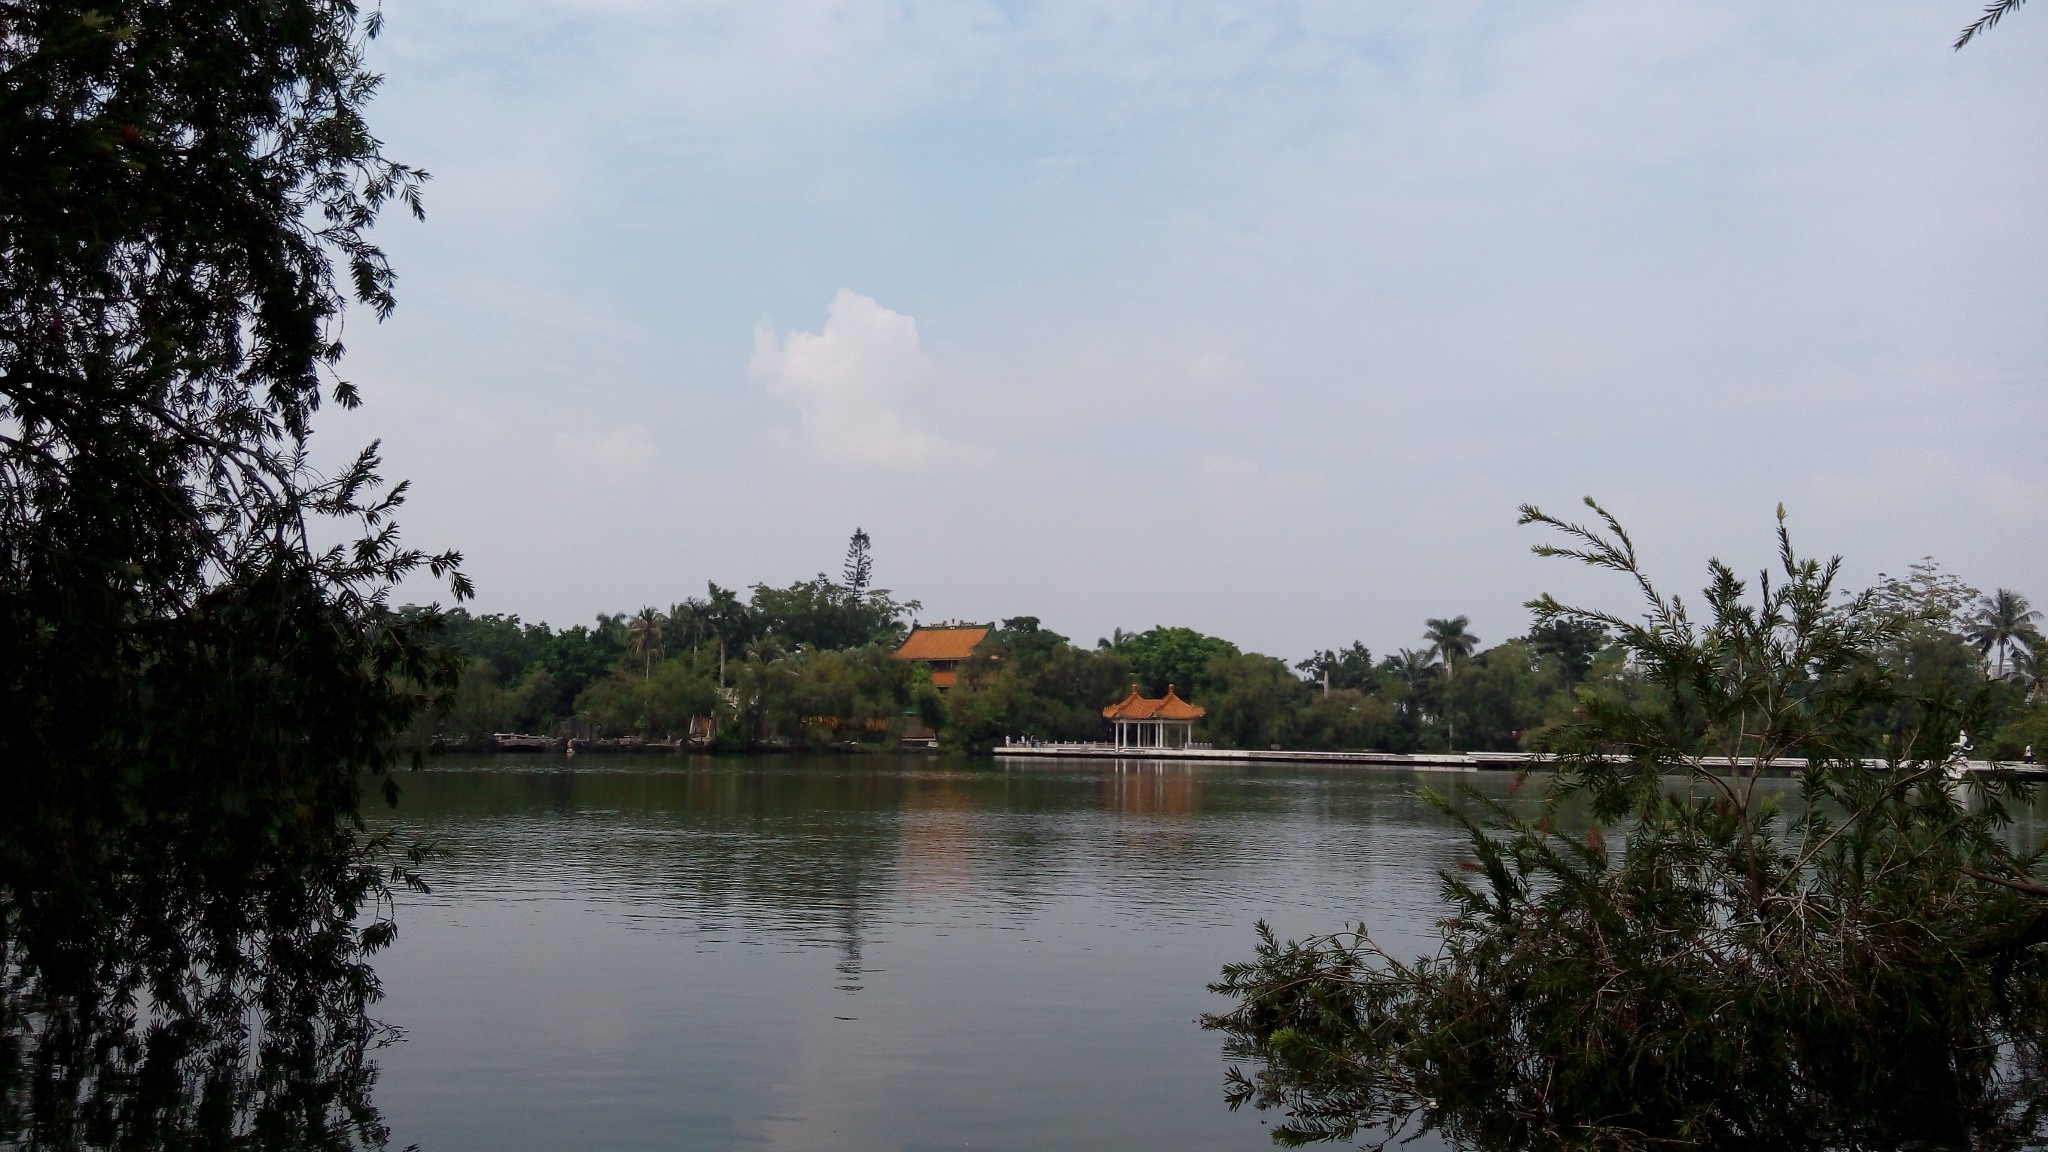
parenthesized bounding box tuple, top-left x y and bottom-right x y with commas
(893, 625, 989, 663)
(1102, 684, 1206, 721)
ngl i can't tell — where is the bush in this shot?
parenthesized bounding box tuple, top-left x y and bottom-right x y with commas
(1205, 503, 2048, 1150)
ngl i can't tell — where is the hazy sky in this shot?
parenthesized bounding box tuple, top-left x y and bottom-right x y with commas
(326, 0, 2047, 663)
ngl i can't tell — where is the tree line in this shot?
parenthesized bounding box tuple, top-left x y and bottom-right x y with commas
(413, 532, 2048, 760)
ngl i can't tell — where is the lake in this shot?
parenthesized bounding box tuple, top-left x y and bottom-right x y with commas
(364, 754, 1509, 1151)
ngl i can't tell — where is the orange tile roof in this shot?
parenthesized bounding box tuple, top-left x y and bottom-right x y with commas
(929, 668, 958, 689)
(1102, 684, 1206, 721)
(893, 626, 989, 663)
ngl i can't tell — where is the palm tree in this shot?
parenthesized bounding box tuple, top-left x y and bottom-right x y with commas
(1422, 618, 1479, 752)
(627, 607, 667, 680)
(699, 582, 753, 686)
(2014, 643, 2041, 693)
(670, 598, 706, 651)
(1963, 589, 2042, 680)
(1423, 616, 1480, 679)
(1388, 648, 1438, 710)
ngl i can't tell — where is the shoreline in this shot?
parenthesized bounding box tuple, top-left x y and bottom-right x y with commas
(993, 743, 2048, 778)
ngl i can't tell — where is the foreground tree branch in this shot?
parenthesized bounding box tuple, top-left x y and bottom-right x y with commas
(2, 1, 466, 1143)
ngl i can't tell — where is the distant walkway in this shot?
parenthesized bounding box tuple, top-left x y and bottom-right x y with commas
(994, 741, 2046, 778)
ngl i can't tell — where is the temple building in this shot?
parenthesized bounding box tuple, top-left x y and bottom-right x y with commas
(892, 625, 990, 689)
(1101, 684, 1206, 749)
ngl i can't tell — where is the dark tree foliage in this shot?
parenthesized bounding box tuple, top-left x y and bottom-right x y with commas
(1438, 639, 1559, 751)
(944, 617, 1131, 751)
(1, 0, 464, 1145)
(748, 575, 915, 653)
(1206, 502, 2048, 1151)
(1527, 618, 1606, 686)
(1202, 652, 1310, 749)
(412, 545, 925, 747)
(1103, 625, 1239, 698)
(841, 526, 873, 601)
(1296, 642, 1376, 692)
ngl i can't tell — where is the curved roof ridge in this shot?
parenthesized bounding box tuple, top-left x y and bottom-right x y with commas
(1102, 682, 1206, 721)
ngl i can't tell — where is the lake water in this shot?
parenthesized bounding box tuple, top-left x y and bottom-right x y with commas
(365, 754, 1509, 1151)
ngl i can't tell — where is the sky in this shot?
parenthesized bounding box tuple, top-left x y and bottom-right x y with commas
(324, 0, 2048, 664)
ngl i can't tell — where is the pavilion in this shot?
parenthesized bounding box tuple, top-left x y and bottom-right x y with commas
(1101, 684, 1206, 749)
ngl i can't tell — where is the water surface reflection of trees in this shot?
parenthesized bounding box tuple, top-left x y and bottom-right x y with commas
(2, 895, 404, 1150)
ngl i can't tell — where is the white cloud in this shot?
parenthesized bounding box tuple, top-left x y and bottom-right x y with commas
(552, 425, 655, 489)
(1197, 455, 1317, 518)
(752, 290, 989, 471)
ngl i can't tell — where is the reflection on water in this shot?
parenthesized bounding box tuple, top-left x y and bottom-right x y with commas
(10, 757, 2034, 1150)
(365, 755, 1513, 1152)
(1, 847, 402, 1150)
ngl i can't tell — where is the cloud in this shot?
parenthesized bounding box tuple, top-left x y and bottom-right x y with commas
(752, 290, 989, 471)
(1197, 455, 1318, 517)
(552, 425, 655, 489)
(358, 0, 2048, 658)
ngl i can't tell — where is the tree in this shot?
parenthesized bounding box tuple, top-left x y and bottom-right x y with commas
(1387, 648, 1438, 692)
(575, 655, 719, 741)
(786, 644, 913, 747)
(1422, 616, 1479, 676)
(1437, 639, 1559, 751)
(2, 0, 465, 1142)
(627, 605, 667, 680)
(1203, 652, 1310, 749)
(1422, 618, 1479, 746)
(1107, 625, 1239, 697)
(1957, 0, 2030, 48)
(942, 618, 1130, 750)
(1293, 688, 1398, 752)
(1965, 588, 2042, 681)
(750, 574, 915, 652)
(700, 582, 752, 685)
(843, 527, 874, 602)
(1206, 501, 2048, 1150)
(1872, 557, 1980, 632)
(1297, 642, 1376, 693)
(1526, 618, 1607, 686)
